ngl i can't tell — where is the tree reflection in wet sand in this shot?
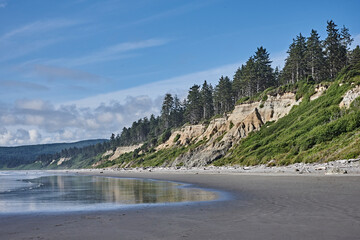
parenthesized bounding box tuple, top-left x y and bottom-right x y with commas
(0, 175, 218, 213)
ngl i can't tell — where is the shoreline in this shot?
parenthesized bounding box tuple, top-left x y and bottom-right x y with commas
(62, 157, 360, 176)
(1, 170, 360, 239)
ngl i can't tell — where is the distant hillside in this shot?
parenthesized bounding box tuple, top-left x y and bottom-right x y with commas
(0, 139, 107, 169)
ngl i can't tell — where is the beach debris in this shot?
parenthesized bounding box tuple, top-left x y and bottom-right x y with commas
(266, 159, 276, 167)
(325, 167, 348, 175)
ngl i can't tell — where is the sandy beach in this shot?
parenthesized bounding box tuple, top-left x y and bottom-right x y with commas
(1, 170, 360, 240)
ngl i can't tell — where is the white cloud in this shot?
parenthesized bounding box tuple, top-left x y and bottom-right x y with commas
(0, 128, 12, 145)
(0, 128, 41, 145)
(15, 99, 51, 111)
(1, 114, 16, 124)
(29, 129, 41, 143)
(25, 115, 45, 125)
(97, 112, 114, 123)
(0, 95, 162, 145)
(50, 38, 169, 67)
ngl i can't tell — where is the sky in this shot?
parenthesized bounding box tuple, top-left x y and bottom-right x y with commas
(0, 0, 359, 146)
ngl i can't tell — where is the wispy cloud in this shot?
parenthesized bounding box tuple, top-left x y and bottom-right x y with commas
(129, 2, 207, 26)
(0, 19, 81, 42)
(0, 19, 82, 62)
(50, 38, 170, 66)
(0, 38, 63, 62)
(32, 64, 103, 83)
(118, 1, 217, 29)
(0, 80, 49, 91)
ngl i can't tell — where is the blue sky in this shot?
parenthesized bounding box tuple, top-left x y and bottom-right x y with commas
(0, 0, 359, 146)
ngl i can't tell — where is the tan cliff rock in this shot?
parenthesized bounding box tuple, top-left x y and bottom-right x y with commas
(310, 84, 329, 101)
(165, 92, 302, 167)
(92, 144, 142, 167)
(156, 125, 206, 150)
(339, 85, 360, 109)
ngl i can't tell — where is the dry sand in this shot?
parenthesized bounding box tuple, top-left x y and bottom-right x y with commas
(1, 171, 360, 240)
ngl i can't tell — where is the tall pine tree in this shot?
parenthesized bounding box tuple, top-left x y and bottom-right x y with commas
(214, 76, 233, 114)
(324, 20, 346, 79)
(185, 85, 203, 124)
(160, 93, 174, 129)
(305, 29, 327, 82)
(201, 81, 214, 120)
(254, 46, 274, 92)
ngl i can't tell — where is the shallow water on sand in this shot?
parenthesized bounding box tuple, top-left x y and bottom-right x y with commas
(0, 171, 218, 214)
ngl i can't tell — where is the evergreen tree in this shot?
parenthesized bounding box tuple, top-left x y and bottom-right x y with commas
(149, 114, 160, 137)
(305, 29, 327, 82)
(171, 95, 185, 127)
(214, 76, 233, 114)
(232, 66, 245, 101)
(253, 46, 274, 92)
(282, 40, 297, 84)
(324, 20, 346, 79)
(110, 133, 116, 149)
(349, 45, 360, 66)
(243, 57, 257, 96)
(283, 34, 308, 83)
(200, 80, 214, 120)
(160, 93, 174, 129)
(185, 85, 203, 124)
(340, 25, 354, 65)
(273, 66, 280, 87)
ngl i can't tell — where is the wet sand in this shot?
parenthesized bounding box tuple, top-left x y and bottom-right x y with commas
(1, 172, 360, 240)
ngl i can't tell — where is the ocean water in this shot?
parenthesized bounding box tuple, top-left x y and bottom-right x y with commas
(0, 171, 218, 214)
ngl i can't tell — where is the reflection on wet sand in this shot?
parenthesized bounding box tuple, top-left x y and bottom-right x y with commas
(0, 175, 217, 213)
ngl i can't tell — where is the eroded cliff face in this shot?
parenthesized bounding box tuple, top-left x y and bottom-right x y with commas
(339, 85, 360, 108)
(165, 92, 302, 167)
(99, 85, 335, 168)
(92, 144, 142, 167)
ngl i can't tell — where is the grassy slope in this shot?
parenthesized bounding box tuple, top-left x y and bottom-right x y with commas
(214, 70, 360, 166)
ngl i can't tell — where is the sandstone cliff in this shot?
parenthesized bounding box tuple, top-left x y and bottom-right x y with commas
(92, 144, 142, 167)
(163, 92, 302, 167)
(339, 85, 360, 108)
(99, 83, 345, 168)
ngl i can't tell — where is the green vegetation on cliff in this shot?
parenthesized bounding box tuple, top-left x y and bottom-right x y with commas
(214, 65, 360, 166)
